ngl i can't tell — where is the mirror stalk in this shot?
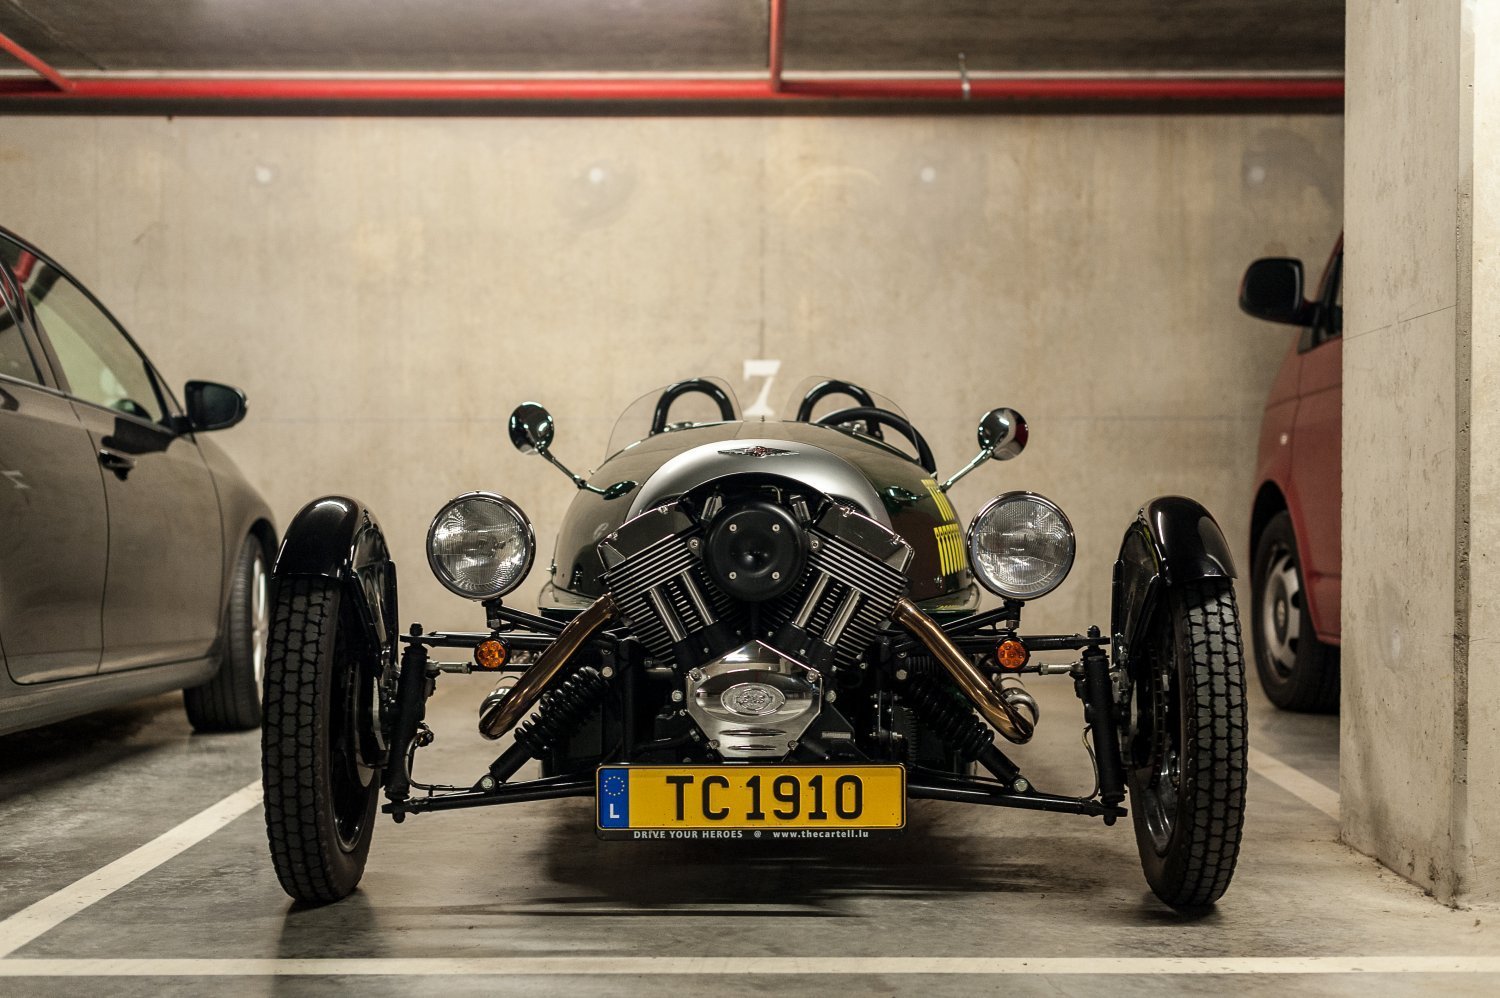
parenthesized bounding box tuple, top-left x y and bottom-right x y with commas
(940, 407, 1028, 492)
(543, 451, 632, 499)
(939, 448, 993, 493)
(509, 402, 635, 500)
(542, 451, 589, 490)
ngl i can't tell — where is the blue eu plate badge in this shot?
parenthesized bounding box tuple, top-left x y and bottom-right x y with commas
(598, 767, 630, 829)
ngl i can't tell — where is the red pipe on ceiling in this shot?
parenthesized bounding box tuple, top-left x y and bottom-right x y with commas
(0, 28, 70, 90)
(0, 74, 1343, 103)
(0, 26, 1342, 105)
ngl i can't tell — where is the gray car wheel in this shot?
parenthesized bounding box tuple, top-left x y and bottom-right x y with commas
(184, 535, 268, 732)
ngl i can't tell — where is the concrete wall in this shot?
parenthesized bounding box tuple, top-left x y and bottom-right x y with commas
(0, 114, 1341, 636)
(1343, 0, 1500, 903)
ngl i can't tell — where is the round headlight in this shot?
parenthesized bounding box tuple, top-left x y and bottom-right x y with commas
(426, 492, 535, 600)
(966, 491, 1075, 600)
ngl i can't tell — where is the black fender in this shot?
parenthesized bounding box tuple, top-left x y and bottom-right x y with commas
(274, 496, 400, 676)
(1110, 496, 1236, 665)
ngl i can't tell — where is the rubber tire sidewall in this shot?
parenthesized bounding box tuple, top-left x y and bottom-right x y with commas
(1128, 579, 1249, 908)
(1250, 512, 1339, 712)
(261, 577, 380, 903)
(184, 536, 266, 732)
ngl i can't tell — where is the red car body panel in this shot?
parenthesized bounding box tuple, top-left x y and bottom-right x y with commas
(1251, 239, 1342, 645)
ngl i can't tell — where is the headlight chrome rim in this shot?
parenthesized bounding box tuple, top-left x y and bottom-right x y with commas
(965, 490, 1076, 601)
(425, 491, 536, 601)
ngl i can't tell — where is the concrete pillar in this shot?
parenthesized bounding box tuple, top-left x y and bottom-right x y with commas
(1343, 0, 1500, 903)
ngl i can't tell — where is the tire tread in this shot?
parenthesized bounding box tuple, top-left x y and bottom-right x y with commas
(261, 577, 368, 903)
(1139, 579, 1249, 908)
(1172, 580, 1246, 905)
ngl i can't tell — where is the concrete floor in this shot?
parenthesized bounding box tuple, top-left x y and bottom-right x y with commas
(0, 670, 1495, 995)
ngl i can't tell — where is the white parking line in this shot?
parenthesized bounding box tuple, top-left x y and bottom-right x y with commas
(1247, 747, 1340, 820)
(0, 748, 1338, 966)
(0, 956, 1497, 977)
(0, 781, 262, 960)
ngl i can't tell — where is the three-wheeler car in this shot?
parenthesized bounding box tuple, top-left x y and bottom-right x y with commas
(261, 377, 1246, 908)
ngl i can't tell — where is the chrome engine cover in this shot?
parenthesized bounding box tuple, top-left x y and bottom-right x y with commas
(685, 640, 822, 760)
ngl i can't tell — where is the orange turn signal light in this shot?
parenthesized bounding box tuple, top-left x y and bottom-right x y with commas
(474, 638, 510, 671)
(996, 638, 1030, 671)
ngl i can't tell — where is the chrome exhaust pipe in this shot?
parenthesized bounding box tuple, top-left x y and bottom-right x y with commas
(477, 594, 616, 739)
(998, 674, 1039, 736)
(891, 597, 1037, 744)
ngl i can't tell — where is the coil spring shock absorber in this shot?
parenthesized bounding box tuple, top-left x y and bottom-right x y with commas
(514, 667, 609, 757)
(903, 673, 1020, 784)
(484, 667, 609, 785)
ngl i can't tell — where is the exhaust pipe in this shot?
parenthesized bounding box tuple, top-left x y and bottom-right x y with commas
(891, 597, 1038, 744)
(478, 594, 616, 739)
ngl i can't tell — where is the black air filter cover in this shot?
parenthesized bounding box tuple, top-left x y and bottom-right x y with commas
(703, 500, 806, 602)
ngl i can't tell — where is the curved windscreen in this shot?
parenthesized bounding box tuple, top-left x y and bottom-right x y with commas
(605, 377, 741, 459)
(780, 375, 911, 426)
(779, 375, 927, 466)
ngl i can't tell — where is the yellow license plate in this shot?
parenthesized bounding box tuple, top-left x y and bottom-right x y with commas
(596, 765, 905, 839)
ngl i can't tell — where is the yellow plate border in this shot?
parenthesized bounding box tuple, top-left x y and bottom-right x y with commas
(595, 763, 907, 834)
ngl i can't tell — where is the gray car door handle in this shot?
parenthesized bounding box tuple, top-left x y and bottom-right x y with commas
(97, 448, 135, 479)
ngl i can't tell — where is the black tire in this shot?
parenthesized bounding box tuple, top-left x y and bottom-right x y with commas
(1250, 512, 1340, 712)
(1126, 579, 1248, 908)
(261, 577, 380, 904)
(184, 536, 269, 732)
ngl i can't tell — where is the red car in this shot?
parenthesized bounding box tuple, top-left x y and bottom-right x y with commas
(1240, 237, 1342, 711)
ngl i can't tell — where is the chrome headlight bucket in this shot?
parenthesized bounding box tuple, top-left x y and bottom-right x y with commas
(966, 491, 1075, 600)
(426, 492, 535, 600)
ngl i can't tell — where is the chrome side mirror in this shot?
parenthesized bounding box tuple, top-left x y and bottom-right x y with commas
(507, 401, 636, 500)
(978, 407, 1027, 461)
(508, 402, 555, 456)
(939, 407, 1028, 493)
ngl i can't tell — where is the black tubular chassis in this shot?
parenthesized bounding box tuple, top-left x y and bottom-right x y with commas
(378, 599, 1128, 824)
(275, 493, 1235, 832)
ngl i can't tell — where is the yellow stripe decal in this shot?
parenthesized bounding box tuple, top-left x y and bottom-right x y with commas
(933, 523, 966, 577)
(920, 478, 965, 576)
(922, 478, 958, 524)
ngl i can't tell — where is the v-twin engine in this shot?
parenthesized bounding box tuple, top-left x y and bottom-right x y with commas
(598, 493, 913, 758)
(599, 497, 912, 672)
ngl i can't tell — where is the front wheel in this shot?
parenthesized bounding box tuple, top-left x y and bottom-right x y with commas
(261, 577, 380, 903)
(1125, 579, 1247, 908)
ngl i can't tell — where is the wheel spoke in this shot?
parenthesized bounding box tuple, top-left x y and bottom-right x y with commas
(1138, 625, 1181, 855)
(251, 555, 270, 696)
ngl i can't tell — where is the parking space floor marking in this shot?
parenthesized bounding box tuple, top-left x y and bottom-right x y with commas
(0, 780, 261, 960)
(1, 956, 1499, 976)
(1247, 747, 1340, 821)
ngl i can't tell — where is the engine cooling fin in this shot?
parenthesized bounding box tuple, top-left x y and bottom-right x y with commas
(599, 503, 748, 668)
(599, 496, 911, 674)
(764, 503, 912, 672)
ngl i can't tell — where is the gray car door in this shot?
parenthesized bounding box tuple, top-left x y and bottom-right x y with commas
(7, 244, 224, 673)
(0, 244, 110, 683)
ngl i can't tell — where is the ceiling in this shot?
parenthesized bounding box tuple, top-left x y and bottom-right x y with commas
(0, 0, 1343, 77)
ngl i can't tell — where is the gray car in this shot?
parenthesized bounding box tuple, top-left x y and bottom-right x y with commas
(0, 226, 275, 736)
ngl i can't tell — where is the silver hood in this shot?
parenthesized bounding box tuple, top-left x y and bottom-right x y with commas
(625, 437, 891, 527)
